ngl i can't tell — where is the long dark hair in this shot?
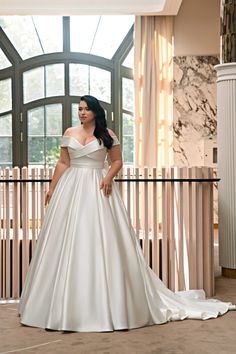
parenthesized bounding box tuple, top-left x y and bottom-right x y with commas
(79, 95, 114, 149)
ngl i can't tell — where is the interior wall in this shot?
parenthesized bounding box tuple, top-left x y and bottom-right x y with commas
(173, 0, 220, 223)
(173, 0, 220, 56)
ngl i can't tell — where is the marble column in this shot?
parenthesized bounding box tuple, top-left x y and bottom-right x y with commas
(215, 63, 236, 277)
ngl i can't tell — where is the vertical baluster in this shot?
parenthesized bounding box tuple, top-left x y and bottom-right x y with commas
(2, 169, 7, 298)
(5, 168, 11, 298)
(131, 167, 135, 233)
(190, 167, 197, 289)
(210, 167, 215, 296)
(139, 167, 143, 250)
(135, 167, 140, 240)
(148, 167, 152, 268)
(22, 167, 29, 284)
(196, 167, 204, 290)
(152, 167, 159, 275)
(36, 168, 40, 237)
(162, 167, 168, 286)
(177, 167, 185, 291)
(2, 168, 6, 298)
(40, 168, 45, 223)
(182, 167, 190, 290)
(118, 168, 123, 198)
(12, 167, 20, 297)
(169, 167, 175, 291)
(0, 168, 2, 297)
(173, 166, 178, 291)
(157, 169, 161, 275)
(203, 167, 214, 296)
(122, 166, 126, 211)
(188, 168, 193, 288)
(126, 167, 131, 219)
(143, 168, 149, 263)
(31, 168, 37, 253)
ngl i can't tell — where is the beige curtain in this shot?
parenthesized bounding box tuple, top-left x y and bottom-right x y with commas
(134, 16, 174, 168)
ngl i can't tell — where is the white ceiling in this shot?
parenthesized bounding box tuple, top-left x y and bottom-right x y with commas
(0, 0, 182, 15)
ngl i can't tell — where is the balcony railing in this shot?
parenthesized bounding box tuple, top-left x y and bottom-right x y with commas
(0, 166, 218, 300)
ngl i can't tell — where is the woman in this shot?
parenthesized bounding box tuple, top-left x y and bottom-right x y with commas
(18, 95, 235, 332)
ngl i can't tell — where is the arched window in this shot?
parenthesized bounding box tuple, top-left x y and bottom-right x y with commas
(0, 16, 134, 168)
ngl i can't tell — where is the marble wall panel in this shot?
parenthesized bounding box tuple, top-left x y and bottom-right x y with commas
(173, 55, 219, 166)
(173, 56, 220, 222)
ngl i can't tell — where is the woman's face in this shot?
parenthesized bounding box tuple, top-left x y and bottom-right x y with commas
(78, 100, 95, 124)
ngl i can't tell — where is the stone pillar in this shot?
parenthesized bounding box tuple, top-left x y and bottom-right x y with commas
(215, 63, 236, 277)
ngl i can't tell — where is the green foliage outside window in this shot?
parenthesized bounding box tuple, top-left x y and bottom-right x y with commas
(46, 146, 60, 167)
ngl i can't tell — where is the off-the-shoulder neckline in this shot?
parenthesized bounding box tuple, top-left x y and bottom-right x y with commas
(62, 136, 98, 147)
(62, 135, 118, 147)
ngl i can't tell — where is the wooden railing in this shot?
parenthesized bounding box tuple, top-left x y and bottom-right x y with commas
(0, 166, 217, 300)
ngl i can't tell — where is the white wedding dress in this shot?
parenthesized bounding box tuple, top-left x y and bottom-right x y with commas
(18, 135, 235, 332)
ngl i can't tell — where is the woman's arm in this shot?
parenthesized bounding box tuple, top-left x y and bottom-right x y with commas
(100, 130, 123, 197)
(106, 144, 123, 180)
(45, 146, 70, 205)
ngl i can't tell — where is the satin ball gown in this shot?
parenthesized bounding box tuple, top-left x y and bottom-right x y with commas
(18, 134, 235, 332)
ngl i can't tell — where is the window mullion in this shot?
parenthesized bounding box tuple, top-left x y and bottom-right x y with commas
(63, 17, 70, 53)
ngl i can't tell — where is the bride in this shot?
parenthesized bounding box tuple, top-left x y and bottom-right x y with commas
(18, 95, 235, 332)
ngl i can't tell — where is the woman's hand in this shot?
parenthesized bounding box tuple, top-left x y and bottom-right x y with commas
(100, 176, 113, 197)
(45, 189, 53, 206)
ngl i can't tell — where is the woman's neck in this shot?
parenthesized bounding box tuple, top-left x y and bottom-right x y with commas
(81, 123, 95, 134)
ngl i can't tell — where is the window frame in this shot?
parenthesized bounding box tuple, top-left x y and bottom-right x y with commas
(0, 17, 134, 167)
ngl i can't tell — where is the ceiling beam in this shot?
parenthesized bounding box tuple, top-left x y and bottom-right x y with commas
(0, 0, 182, 16)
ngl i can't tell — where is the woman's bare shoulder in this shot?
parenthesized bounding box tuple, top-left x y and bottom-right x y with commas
(63, 126, 81, 137)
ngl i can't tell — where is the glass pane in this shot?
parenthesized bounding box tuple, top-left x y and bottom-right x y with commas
(28, 107, 44, 136)
(70, 15, 134, 58)
(23, 67, 44, 103)
(0, 114, 12, 136)
(27, 105, 63, 165)
(122, 47, 134, 69)
(123, 113, 134, 135)
(69, 64, 89, 96)
(0, 79, 12, 113)
(46, 137, 61, 166)
(71, 103, 80, 127)
(0, 48, 11, 70)
(46, 104, 62, 136)
(90, 67, 111, 103)
(122, 77, 134, 112)
(31, 17, 62, 54)
(46, 64, 64, 97)
(70, 16, 100, 53)
(0, 137, 12, 165)
(28, 137, 44, 164)
(0, 16, 62, 59)
(91, 16, 134, 59)
(0, 17, 43, 59)
(123, 136, 134, 165)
